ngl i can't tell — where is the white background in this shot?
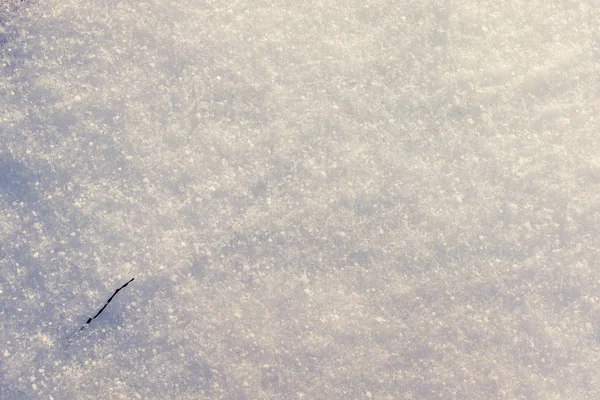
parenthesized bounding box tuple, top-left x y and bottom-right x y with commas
(1, 0, 599, 398)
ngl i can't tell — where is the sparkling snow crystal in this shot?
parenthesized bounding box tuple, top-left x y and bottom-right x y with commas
(1, 0, 598, 398)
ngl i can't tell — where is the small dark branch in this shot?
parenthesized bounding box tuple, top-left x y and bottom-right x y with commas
(80, 278, 135, 331)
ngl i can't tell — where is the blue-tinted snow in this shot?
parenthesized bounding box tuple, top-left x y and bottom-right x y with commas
(1, 0, 599, 398)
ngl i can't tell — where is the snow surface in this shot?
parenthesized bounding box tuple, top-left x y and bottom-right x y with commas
(0, 0, 599, 398)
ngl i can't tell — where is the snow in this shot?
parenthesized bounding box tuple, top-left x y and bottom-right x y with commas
(1, 0, 599, 398)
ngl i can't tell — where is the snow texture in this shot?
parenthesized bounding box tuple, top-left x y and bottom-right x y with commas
(0, 0, 599, 398)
